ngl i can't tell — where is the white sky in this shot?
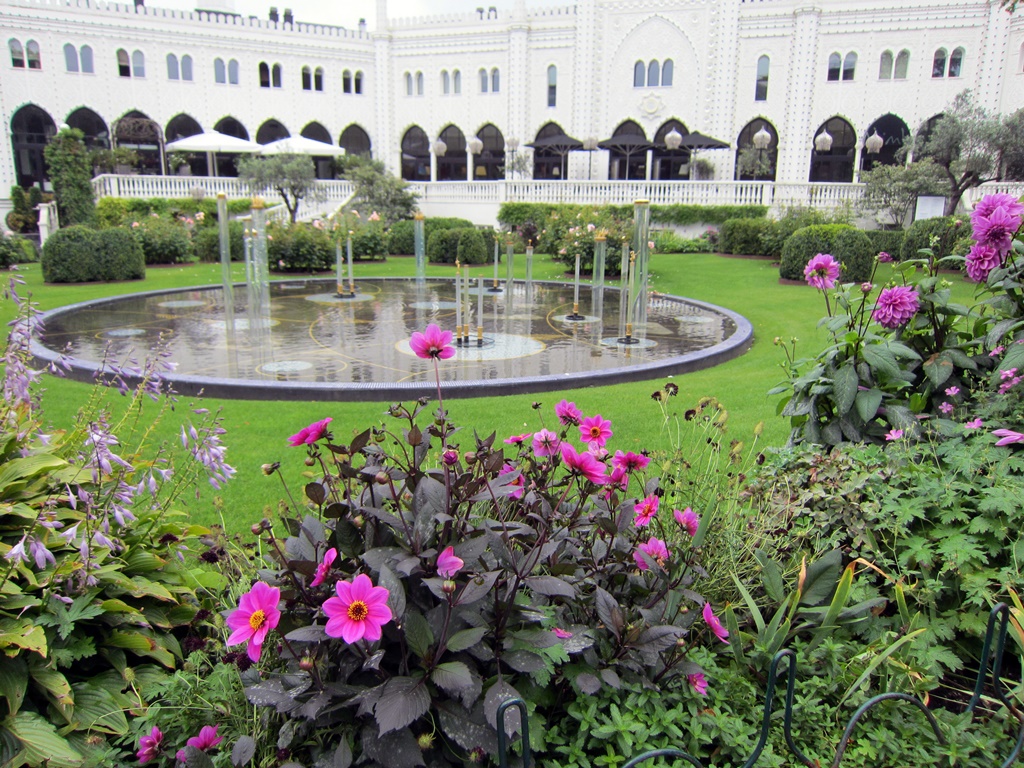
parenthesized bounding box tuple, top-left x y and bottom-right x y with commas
(153, 0, 511, 28)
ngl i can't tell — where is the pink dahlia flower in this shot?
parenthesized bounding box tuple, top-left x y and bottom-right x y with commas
(703, 602, 729, 644)
(227, 582, 282, 662)
(504, 432, 533, 445)
(579, 414, 613, 447)
(872, 286, 919, 329)
(137, 726, 163, 764)
(310, 548, 338, 588)
(689, 672, 709, 696)
(804, 253, 841, 290)
(877, 251, 893, 263)
(606, 466, 629, 494)
(633, 537, 670, 571)
(993, 429, 1024, 446)
(965, 242, 1004, 283)
(971, 193, 1024, 228)
(532, 429, 561, 457)
(674, 507, 700, 537)
(410, 324, 455, 360)
(501, 462, 525, 499)
(288, 417, 333, 446)
(612, 450, 650, 473)
(559, 443, 607, 485)
(554, 627, 573, 639)
(972, 205, 1021, 254)
(176, 725, 223, 760)
(323, 573, 393, 643)
(555, 399, 583, 427)
(437, 546, 464, 578)
(634, 495, 659, 527)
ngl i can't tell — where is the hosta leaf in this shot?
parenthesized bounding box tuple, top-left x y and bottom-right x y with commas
(69, 683, 128, 735)
(2, 711, 83, 768)
(0, 618, 46, 656)
(0, 657, 27, 716)
(374, 676, 429, 735)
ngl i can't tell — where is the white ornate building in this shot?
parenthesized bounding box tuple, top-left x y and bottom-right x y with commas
(2, 0, 1023, 215)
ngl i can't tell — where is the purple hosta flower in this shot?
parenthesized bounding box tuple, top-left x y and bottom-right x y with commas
(945, 386, 960, 397)
(804, 253, 841, 290)
(877, 251, 893, 263)
(83, 418, 134, 483)
(3, 316, 42, 410)
(532, 429, 561, 458)
(633, 495, 659, 527)
(27, 537, 55, 570)
(4, 538, 28, 565)
(1000, 368, 1018, 380)
(703, 602, 729, 644)
(137, 726, 164, 764)
(993, 429, 1024, 446)
(965, 418, 983, 430)
(885, 428, 904, 441)
(990, 345, 1006, 357)
(689, 672, 709, 696)
(972, 202, 1022, 253)
(965, 243, 1004, 283)
(633, 537, 670, 571)
(674, 507, 700, 537)
(555, 399, 583, 427)
(182, 417, 236, 490)
(939, 401, 954, 415)
(872, 286, 919, 329)
(310, 548, 338, 587)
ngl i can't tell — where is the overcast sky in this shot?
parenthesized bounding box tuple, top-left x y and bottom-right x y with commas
(158, 0, 511, 28)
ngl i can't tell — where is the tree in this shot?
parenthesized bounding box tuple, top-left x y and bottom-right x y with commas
(236, 153, 323, 222)
(735, 147, 774, 180)
(340, 156, 418, 226)
(997, 106, 1024, 181)
(908, 90, 1007, 215)
(43, 127, 95, 226)
(858, 159, 947, 228)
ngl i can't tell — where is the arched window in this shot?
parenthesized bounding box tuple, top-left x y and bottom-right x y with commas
(949, 47, 964, 77)
(228, 58, 239, 84)
(11, 105, 57, 187)
(343, 69, 352, 93)
(453, 69, 461, 94)
(652, 119, 690, 179)
(167, 53, 180, 80)
(442, 69, 451, 94)
(479, 68, 488, 93)
(532, 122, 570, 179)
(131, 50, 145, 77)
(547, 64, 557, 107)
(405, 72, 412, 95)
(80, 45, 93, 73)
(9, 39, 24, 68)
(259, 61, 270, 88)
(878, 50, 893, 80)
(606, 120, 649, 180)
(181, 55, 193, 81)
(755, 55, 769, 100)
(64, 43, 79, 72)
(214, 57, 226, 83)
(648, 59, 660, 87)
(354, 71, 363, 94)
(25, 40, 40, 69)
(436, 125, 467, 181)
(66, 107, 109, 149)
(476, 123, 504, 179)
(301, 121, 331, 144)
(491, 68, 499, 92)
(302, 65, 312, 90)
(894, 50, 909, 79)
(255, 119, 289, 145)
(933, 48, 947, 78)
(809, 116, 856, 182)
(314, 67, 324, 91)
(662, 59, 673, 86)
(633, 60, 645, 87)
(117, 48, 130, 77)
(842, 52, 856, 81)
(165, 113, 202, 142)
(734, 118, 778, 181)
(416, 71, 423, 95)
(827, 52, 841, 81)
(860, 113, 910, 173)
(272, 63, 282, 88)
(401, 126, 430, 181)
(214, 116, 248, 139)
(339, 124, 371, 157)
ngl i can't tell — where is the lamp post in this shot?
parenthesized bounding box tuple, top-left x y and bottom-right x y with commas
(813, 128, 833, 182)
(664, 127, 683, 179)
(752, 125, 771, 180)
(506, 137, 519, 180)
(468, 135, 483, 181)
(583, 136, 598, 180)
(432, 138, 447, 182)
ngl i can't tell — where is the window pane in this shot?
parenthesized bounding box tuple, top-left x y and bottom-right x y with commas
(302, 66, 311, 90)
(416, 72, 423, 95)
(228, 59, 239, 84)
(272, 64, 281, 88)
(491, 68, 499, 92)
(879, 50, 893, 80)
(755, 55, 769, 100)
(167, 53, 179, 80)
(933, 49, 946, 77)
(894, 50, 909, 79)
(214, 58, 226, 83)
(406, 72, 412, 95)
(118, 48, 130, 77)
(633, 60, 644, 87)
(64, 43, 78, 72)
(443, 70, 450, 94)
(662, 59, 673, 86)
(480, 68, 487, 92)
(132, 50, 145, 77)
(315, 67, 323, 91)
(547, 65, 557, 107)
(26, 40, 40, 69)
(9, 39, 24, 68)
(343, 69, 352, 93)
(949, 47, 963, 77)
(259, 62, 270, 87)
(648, 59, 660, 87)
(453, 70, 461, 94)
(842, 52, 856, 80)
(80, 45, 93, 73)
(827, 52, 840, 81)
(354, 71, 362, 94)
(181, 55, 192, 81)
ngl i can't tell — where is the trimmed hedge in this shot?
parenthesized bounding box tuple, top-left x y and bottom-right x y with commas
(133, 219, 195, 265)
(386, 217, 474, 256)
(779, 224, 874, 283)
(96, 196, 252, 229)
(456, 228, 487, 264)
(195, 221, 245, 263)
(96, 227, 145, 280)
(900, 215, 970, 263)
(864, 229, 906, 260)
(426, 228, 463, 264)
(268, 223, 333, 271)
(0, 236, 22, 269)
(497, 202, 768, 228)
(351, 226, 388, 261)
(719, 218, 772, 256)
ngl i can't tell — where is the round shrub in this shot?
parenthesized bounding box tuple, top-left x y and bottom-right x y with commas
(133, 218, 195, 265)
(864, 229, 905, 260)
(267, 222, 333, 271)
(96, 197, 130, 228)
(456, 227, 487, 264)
(41, 225, 101, 283)
(95, 227, 145, 280)
(426, 228, 462, 264)
(779, 224, 873, 283)
(194, 221, 244, 262)
(386, 220, 414, 255)
(351, 225, 388, 260)
(0, 235, 24, 268)
(900, 215, 970, 263)
(719, 218, 771, 255)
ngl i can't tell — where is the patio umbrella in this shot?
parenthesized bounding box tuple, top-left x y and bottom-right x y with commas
(526, 133, 584, 177)
(164, 131, 263, 178)
(673, 131, 730, 180)
(259, 135, 346, 156)
(597, 135, 654, 180)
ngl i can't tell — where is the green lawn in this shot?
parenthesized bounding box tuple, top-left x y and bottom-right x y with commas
(5, 253, 977, 532)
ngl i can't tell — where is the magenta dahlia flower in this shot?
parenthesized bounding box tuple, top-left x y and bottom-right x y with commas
(579, 414, 613, 447)
(176, 725, 224, 761)
(689, 672, 709, 696)
(226, 582, 282, 662)
(323, 573, 393, 643)
(310, 547, 338, 587)
(612, 450, 650, 473)
(437, 546, 464, 578)
(409, 324, 455, 360)
(555, 399, 583, 427)
(532, 428, 561, 457)
(971, 193, 1024, 228)
(559, 443, 607, 485)
(993, 429, 1024, 446)
(633, 537, 670, 570)
(703, 602, 729, 644)
(972, 205, 1021, 254)
(137, 726, 164, 764)
(877, 251, 893, 263)
(554, 627, 573, 639)
(288, 417, 333, 447)
(674, 507, 700, 537)
(872, 285, 919, 328)
(633, 495, 659, 527)
(965, 242, 1004, 283)
(501, 462, 525, 499)
(804, 253, 841, 290)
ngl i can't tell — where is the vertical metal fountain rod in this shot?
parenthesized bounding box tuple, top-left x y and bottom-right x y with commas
(335, 240, 346, 298)
(414, 212, 426, 283)
(346, 231, 356, 296)
(505, 239, 514, 293)
(525, 245, 534, 284)
(463, 266, 471, 345)
(633, 199, 651, 334)
(477, 276, 484, 346)
(216, 193, 234, 315)
(490, 237, 502, 292)
(455, 261, 463, 345)
(567, 251, 584, 320)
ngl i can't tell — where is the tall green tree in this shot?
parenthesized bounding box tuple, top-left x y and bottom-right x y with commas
(858, 159, 947, 228)
(237, 153, 323, 222)
(43, 127, 95, 226)
(338, 156, 418, 226)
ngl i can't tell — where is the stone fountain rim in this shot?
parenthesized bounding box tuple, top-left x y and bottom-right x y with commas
(30, 277, 754, 402)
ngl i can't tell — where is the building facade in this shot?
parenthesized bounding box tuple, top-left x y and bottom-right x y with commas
(2, 0, 1023, 196)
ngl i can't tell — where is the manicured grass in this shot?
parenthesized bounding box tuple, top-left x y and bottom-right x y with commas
(5, 254, 978, 533)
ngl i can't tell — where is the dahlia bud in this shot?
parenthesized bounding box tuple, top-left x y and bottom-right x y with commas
(374, 471, 390, 485)
(261, 462, 280, 476)
(352, 515, 365, 529)
(304, 456, 316, 467)
(464, 451, 477, 465)
(299, 656, 315, 671)
(251, 522, 264, 535)
(442, 449, 459, 466)
(442, 579, 457, 594)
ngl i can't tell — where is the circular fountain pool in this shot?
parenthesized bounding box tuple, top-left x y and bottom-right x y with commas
(31, 278, 752, 401)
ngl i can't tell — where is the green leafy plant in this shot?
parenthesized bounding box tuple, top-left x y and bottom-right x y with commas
(43, 128, 96, 227)
(132, 218, 195, 265)
(779, 224, 874, 283)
